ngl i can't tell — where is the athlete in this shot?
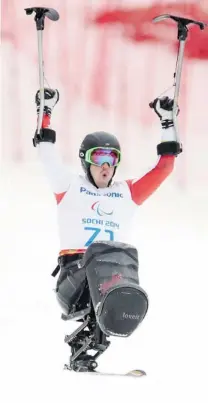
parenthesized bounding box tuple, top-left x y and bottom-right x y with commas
(34, 88, 182, 328)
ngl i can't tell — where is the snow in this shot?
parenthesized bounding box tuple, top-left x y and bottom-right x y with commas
(1, 163, 208, 403)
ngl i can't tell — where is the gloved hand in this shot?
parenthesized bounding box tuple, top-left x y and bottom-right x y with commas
(151, 96, 179, 129)
(35, 88, 59, 117)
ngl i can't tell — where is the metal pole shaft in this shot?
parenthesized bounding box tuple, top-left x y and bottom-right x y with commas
(173, 39, 186, 142)
(37, 30, 44, 135)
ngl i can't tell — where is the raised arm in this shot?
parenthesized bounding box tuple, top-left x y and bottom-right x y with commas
(126, 96, 182, 205)
(126, 155, 174, 205)
(33, 89, 73, 203)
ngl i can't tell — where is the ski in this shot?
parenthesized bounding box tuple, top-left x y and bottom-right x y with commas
(93, 369, 146, 378)
(64, 364, 146, 377)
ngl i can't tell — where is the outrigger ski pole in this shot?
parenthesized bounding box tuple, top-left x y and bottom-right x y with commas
(24, 7, 59, 137)
(149, 14, 208, 142)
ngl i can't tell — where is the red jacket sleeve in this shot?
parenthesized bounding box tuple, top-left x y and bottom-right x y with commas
(126, 155, 175, 205)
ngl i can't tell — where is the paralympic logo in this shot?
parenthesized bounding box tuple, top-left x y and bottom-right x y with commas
(91, 201, 113, 217)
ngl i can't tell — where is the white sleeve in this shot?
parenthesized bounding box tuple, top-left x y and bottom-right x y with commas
(161, 126, 177, 142)
(37, 142, 74, 194)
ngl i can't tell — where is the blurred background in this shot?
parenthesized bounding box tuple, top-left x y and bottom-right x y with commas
(1, 1, 208, 400)
(2, 0, 208, 183)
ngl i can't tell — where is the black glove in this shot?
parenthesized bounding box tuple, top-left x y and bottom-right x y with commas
(151, 96, 179, 129)
(35, 88, 59, 116)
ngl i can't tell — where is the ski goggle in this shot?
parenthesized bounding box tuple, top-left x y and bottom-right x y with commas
(85, 147, 121, 167)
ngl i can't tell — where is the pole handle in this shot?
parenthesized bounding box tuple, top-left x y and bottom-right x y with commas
(25, 7, 59, 30)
